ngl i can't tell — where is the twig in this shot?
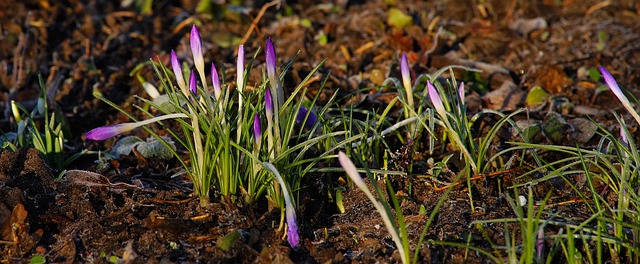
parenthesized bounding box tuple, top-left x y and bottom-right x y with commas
(239, 0, 279, 47)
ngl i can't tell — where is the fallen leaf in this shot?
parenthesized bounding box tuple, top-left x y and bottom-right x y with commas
(387, 8, 412, 30)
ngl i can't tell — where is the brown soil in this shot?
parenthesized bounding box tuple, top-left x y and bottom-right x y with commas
(1, 0, 639, 263)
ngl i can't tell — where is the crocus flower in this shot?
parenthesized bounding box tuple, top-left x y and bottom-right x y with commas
(458, 82, 465, 105)
(400, 53, 412, 93)
(190, 25, 207, 90)
(265, 38, 284, 110)
(86, 113, 188, 141)
(237, 45, 245, 92)
(86, 124, 136, 141)
(599, 66, 640, 125)
(265, 38, 277, 90)
(285, 204, 299, 249)
(253, 114, 261, 145)
(263, 162, 299, 249)
(170, 50, 188, 96)
(338, 151, 367, 190)
(189, 70, 197, 95)
(427, 81, 446, 118)
(265, 87, 275, 160)
(295, 107, 318, 130)
(400, 52, 415, 111)
(265, 87, 273, 119)
(236, 45, 245, 143)
(211, 62, 221, 100)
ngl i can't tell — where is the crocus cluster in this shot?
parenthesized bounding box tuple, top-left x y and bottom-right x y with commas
(86, 25, 304, 249)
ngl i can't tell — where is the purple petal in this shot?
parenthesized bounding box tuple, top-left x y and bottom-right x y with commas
(86, 113, 188, 141)
(211, 62, 221, 100)
(265, 38, 277, 86)
(296, 107, 318, 130)
(600, 66, 640, 125)
(599, 66, 623, 98)
(85, 124, 132, 141)
(189, 70, 197, 95)
(253, 114, 261, 143)
(170, 50, 187, 94)
(400, 53, 411, 91)
(237, 45, 244, 91)
(458, 82, 465, 105)
(427, 81, 445, 116)
(190, 25, 203, 72)
(286, 205, 299, 249)
(265, 87, 273, 117)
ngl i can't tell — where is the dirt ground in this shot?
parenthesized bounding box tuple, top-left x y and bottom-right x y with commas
(1, 0, 639, 263)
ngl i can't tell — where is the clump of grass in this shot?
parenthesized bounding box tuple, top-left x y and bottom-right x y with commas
(338, 151, 460, 263)
(468, 67, 640, 263)
(3, 75, 83, 172)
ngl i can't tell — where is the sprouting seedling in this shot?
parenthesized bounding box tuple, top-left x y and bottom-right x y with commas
(427, 81, 477, 174)
(338, 151, 407, 264)
(599, 66, 640, 126)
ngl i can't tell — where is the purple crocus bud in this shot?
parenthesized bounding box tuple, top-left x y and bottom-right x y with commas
(253, 114, 261, 144)
(458, 82, 465, 105)
(237, 45, 245, 92)
(190, 25, 205, 81)
(211, 62, 221, 100)
(189, 70, 197, 95)
(536, 227, 544, 260)
(400, 53, 411, 91)
(263, 162, 299, 249)
(265, 87, 273, 118)
(86, 113, 188, 141)
(427, 81, 446, 118)
(296, 107, 318, 130)
(286, 204, 299, 249)
(171, 50, 188, 95)
(599, 66, 640, 125)
(86, 124, 135, 141)
(400, 52, 415, 109)
(265, 38, 277, 89)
